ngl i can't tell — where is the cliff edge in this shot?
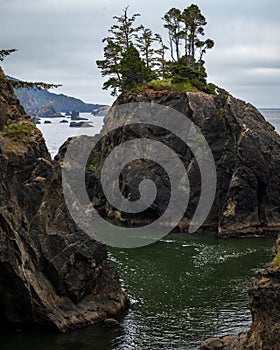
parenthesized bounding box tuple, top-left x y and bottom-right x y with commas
(0, 68, 129, 332)
(87, 90, 280, 237)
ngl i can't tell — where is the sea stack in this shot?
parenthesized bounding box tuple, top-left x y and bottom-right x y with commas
(87, 90, 280, 238)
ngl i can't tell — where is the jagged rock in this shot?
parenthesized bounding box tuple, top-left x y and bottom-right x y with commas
(0, 68, 129, 332)
(44, 120, 52, 124)
(201, 334, 247, 350)
(200, 338, 225, 349)
(69, 121, 93, 128)
(84, 90, 280, 237)
(71, 110, 88, 121)
(60, 119, 68, 124)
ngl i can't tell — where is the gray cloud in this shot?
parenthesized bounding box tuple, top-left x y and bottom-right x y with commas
(1, 0, 280, 107)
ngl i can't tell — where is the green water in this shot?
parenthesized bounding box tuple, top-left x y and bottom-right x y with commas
(0, 234, 274, 350)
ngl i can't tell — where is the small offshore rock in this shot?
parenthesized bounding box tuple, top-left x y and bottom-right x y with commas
(103, 318, 120, 328)
(69, 121, 93, 128)
(32, 116, 41, 124)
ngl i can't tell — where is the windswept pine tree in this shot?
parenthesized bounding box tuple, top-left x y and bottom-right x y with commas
(97, 4, 223, 96)
(0, 49, 61, 90)
(96, 7, 146, 95)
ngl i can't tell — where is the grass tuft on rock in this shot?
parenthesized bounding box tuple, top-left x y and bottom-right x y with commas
(2, 122, 36, 144)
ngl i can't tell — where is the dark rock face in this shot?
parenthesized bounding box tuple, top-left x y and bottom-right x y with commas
(69, 121, 93, 128)
(201, 237, 280, 349)
(0, 68, 128, 332)
(71, 110, 88, 121)
(88, 91, 280, 237)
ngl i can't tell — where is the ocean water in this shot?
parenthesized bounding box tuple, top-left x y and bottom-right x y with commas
(1, 109, 278, 349)
(0, 235, 275, 350)
(260, 109, 280, 134)
(36, 109, 280, 158)
(37, 113, 104, 158)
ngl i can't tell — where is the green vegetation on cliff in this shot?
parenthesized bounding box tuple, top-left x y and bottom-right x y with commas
(2, 122, 36, 144)
(97, 4, 226, 96)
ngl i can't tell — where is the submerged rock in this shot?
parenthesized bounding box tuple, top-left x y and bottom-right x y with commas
(0, 68, 129, 332)
(86, 90, 280, 238)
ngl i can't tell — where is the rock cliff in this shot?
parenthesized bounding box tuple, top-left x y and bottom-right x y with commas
(56, 88, 280, 347)
(0, 68, 128, 332)
(87, 90, 280, 238)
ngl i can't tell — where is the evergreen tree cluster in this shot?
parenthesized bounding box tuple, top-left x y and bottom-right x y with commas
(97, 4, 216, 96)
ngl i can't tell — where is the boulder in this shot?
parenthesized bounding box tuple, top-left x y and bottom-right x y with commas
(71, 110, 88, 121)
(69, 121, 93, 128)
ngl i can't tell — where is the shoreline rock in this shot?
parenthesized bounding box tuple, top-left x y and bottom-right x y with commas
(201, 237, 280, 349)
(69, 121, 93, 128)
(0, 67, 129, 332)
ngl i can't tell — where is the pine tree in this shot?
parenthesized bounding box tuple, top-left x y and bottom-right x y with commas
(135, 28, 157, 69)
(181, 4, 208, 68)
(97, 7, 144, 95)
(0, 49, 17, 61)
(96, 39, 123, 96)
(109, 6, 143, 51)
(163, 8, 182, 61)
(120, 45, 154, 91)
(154, 34, 169, 78)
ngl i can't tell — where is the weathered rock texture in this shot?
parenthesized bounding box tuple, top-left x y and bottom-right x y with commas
(201, 237, 280, 350)
(0, 69, 128, 331)
(87, 90, 280, 237)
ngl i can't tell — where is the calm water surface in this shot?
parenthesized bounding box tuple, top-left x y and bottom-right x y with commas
(0, 235, 275, 349)
(37, 113, 104, 158)
(1, 109, 279, 349)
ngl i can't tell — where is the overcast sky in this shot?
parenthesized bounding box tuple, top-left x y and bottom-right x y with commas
(1, 0, 280, 107)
